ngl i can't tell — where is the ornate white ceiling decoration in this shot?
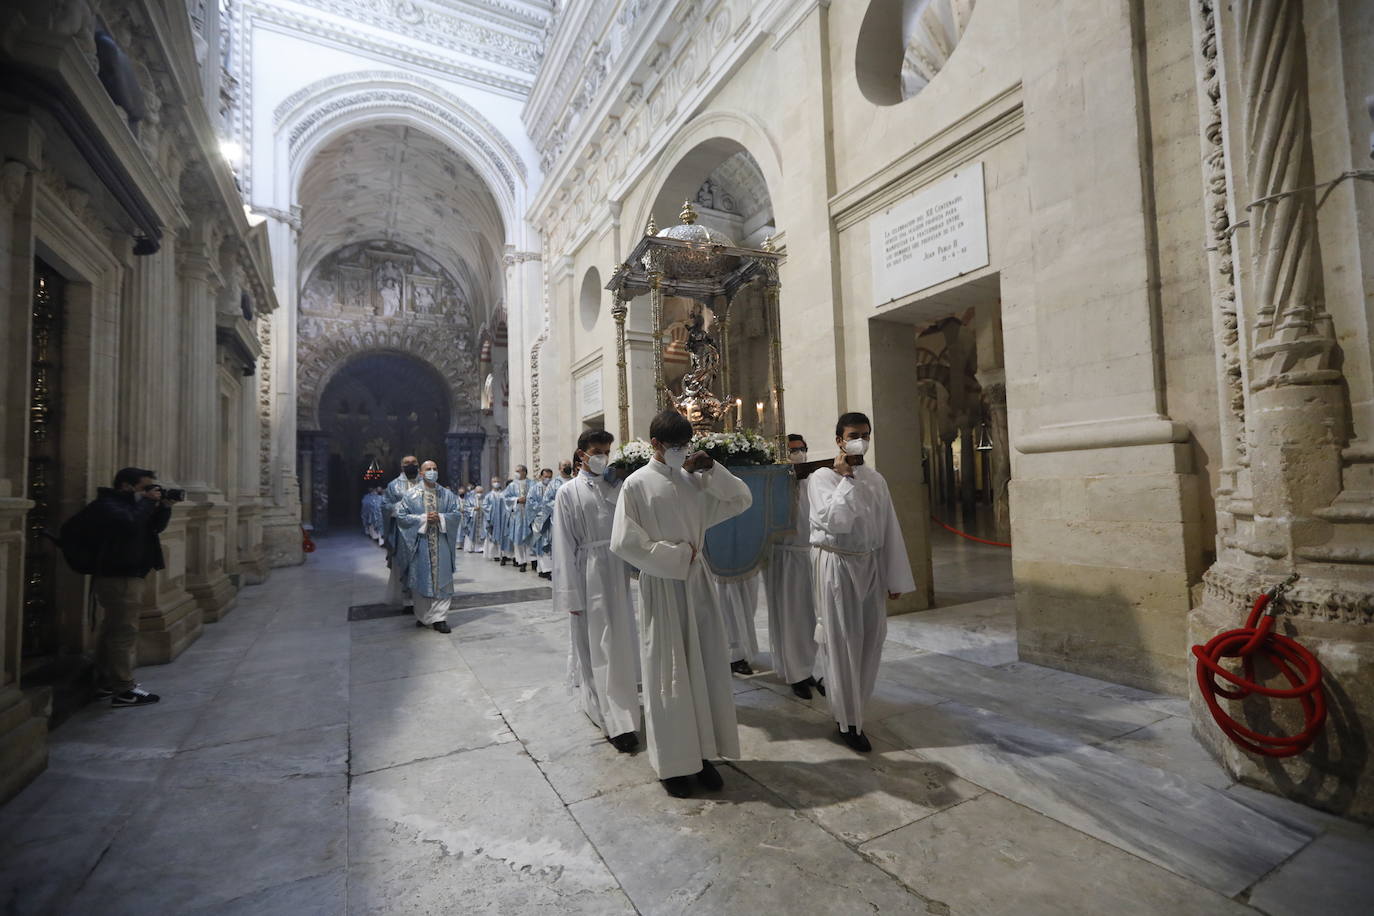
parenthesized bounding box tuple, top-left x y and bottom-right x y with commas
(296, 123, 506, 311)
(274, 0, 549, 75)
(697, 150, 771, 224)
(276, 71, 527, 190)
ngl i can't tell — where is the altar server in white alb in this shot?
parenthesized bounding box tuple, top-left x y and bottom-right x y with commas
(554, 429, 640, 753)
(715, 571, 761, 676)
(395, 460, 463, 634)
(611, 409, 752, 798)
(765, 434, 822, 699)
(809, 412, 915, 752)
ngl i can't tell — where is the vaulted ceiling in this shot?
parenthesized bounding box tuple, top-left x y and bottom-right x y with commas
(297, 124, 507, 312)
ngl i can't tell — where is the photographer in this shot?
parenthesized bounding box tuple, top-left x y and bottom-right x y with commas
(64, 467, 177, 707)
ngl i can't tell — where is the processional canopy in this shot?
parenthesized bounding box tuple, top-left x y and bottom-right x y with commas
(605, 201, 786, 447)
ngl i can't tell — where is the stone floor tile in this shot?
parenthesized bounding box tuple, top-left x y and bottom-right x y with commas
(46, 703, 204, 765)
(1097, 715, 1235, 789)
(348, 743, 633, 915)
(875, 699, 1311, 896)
(348, 666, 513, 774)
(181, 664, 349, 750)
(455, 620, 574, 691)
(186, 867, 347, 915)
(166, 723, 349, 787)
(882, 652, 1171, 744)
(488, 684, 658, 805)
(884, 595, 1018, 666)
(348, 627, 466, 685)
(1246, 822, 1374, 915)
(861, 793, 1257, 916)
(731, 686, 984, 844)
(569, 777, 933, 914)
(69, 774, 348, 916)
(231, 626, 351, 678)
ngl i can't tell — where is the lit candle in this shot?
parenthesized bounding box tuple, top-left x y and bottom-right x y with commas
(735, 398, 743, 429)
(755, 401, 764, 428)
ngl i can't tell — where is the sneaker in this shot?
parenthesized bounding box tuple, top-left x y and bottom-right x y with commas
(697, 759, 724, 791)
(111, 686, 160, 707)
(730, 659, 753, 676)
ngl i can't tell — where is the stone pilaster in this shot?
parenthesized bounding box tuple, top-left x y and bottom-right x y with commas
(119, 239, 202, 663)
(177, 234, 235, 621)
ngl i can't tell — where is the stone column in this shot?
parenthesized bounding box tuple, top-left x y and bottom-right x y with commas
(1188, 0, 1374, 823)
(119, 234, 202, 663)
(177, 233, 235, 620)
(982, 378, 1011, 543)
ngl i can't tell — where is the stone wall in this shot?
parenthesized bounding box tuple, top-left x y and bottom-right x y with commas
(0, 0, 285, 802)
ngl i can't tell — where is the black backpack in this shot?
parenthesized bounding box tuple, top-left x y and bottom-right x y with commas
(57, 504, 103, 575)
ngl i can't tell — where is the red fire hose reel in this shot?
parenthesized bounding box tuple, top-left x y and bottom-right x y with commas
(1191, 574, 1327, 758)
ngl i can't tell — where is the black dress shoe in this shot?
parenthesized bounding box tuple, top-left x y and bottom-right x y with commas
(730, 659, 753, 676)
(812, 677, 826, 697)
(696, 759, 724, 791)
(433, 620, 451, 634)
(661, 776, 693, 798)
(608, 732, 639, 753)
(404, 604, 415, 613)
(539, 571, 552, 580)
(518, 563, 528, 573)
(501, 557, 509, 566)
(839, 725, 872, 753)
(791, 679, 813, 700)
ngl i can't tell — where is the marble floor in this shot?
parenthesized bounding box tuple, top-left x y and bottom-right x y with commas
(1, 533, 1370, 915)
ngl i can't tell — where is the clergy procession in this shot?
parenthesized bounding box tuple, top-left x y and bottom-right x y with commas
(370, 408, 911, 798)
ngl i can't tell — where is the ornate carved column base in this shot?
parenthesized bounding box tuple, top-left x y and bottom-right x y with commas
(133, 517, 203, 665)
(237, 502, 272, 583)
(0, 684, 50, 805)
(1190, 561, 1374, 824)
(183, 500, 238, 622)
(261, 506, 305, 570)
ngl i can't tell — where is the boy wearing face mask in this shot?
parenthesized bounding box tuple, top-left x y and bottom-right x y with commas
(809, 412, 915, 752)
(764, 434, 823, 699)
(610, 409, 753, 797)
(554, 429, 641, 752)
(384, 455, 423, 608)
(395, 460, 463, 633)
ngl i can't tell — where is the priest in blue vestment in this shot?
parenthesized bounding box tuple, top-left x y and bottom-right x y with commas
(395, 460, 463, 634)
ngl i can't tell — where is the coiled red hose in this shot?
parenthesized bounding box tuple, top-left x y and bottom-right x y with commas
(1191, 584, 1326, 758)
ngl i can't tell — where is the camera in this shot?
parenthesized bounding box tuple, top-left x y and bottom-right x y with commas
(151, 486, 186, 502)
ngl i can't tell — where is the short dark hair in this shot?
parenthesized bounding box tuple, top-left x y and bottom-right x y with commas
(835, 412, 872, 438)
(649, 408, 693, 446)
(539, 468, 553, 476)
(113, 467, 156, 489)
(578, 428, 615, 454)
(787, 434, 806, 444)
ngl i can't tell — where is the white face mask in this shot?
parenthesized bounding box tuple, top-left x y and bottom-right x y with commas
(423, 469, 438, 482)
(663, 446, 689, 470)
(789, 449, 808, 465)
(842, 437, 870, 457)
(585, 454, 609, 475)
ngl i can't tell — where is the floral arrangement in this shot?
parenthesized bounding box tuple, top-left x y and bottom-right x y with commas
(610, 439, 654, 473)
(691, 430, 778, 466)
(609, 431, 778, 473)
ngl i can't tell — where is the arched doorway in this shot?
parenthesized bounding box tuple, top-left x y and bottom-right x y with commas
(318, 352, 450, 530)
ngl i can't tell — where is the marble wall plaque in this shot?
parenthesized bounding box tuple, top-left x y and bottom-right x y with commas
(871, 162, 988, 305)
(578, 368, 602, 419)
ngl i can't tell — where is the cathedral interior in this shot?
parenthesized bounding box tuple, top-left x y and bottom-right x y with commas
(1, 0, 1372, 913)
